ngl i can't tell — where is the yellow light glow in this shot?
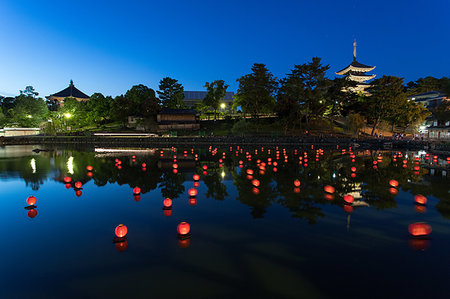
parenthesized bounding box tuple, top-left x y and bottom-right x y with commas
(27, 115, 32, 118)
(67, 156, 74, 175)
(30, 158, 36, 174)
(221, 171, 225, 178)
(220, 103, 226, 109)
(64, 113, 72, 118)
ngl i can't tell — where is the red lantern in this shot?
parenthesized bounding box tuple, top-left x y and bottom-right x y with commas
(202, 165, 207, 170)
(188, 188, 197, 197)
(74, 181, 82, 189)
(344, 205, 354, 213)
(294, 179, 301, 187)
(414, 194, 427, 205)
(142, 163, 147, 168)
(133, 187, 141, 194)
(87, 172, 93, 177)
(389, 188, 399, 195)
(252, 179, 260, 187)
(115, 240, 128, 252)
(193, 182, 199, 188)
(189, 198, 197, 206)
(115, 224, 128, 238)
(75, 190, 82, 197)
(324, 194, 334, 201)
(164, 209, 172, 216)
(415, 205, 426, 213)
(193, 174, 200, 181)
(28, 209, 38, 218)
(389, 180, 399, 187)
(177, 222, 190, 235)
(252, 187, 260, 195)
(26, 196, 37, 206)
(65, 183, 71, 189)
(163, 198, 172, 207)
(64, 176, 72, 183)
(178, 238, 191, 248)
(173, 163, 178, 169)
(344, 195, 354, 203)
(414, 166, 420, 171)
(324, 185, 335, 194)
(351, 166, 356, 172)
(134, 194, 141, 202)
(173, 169, 178, 174)
(273, 167, 277, 172)
(408, 222, 431, 237)
(351, 173, 356, 178)
(246, 169, 254, 175)
(294, 187, 300, 193)
(86, 165, 93, 171)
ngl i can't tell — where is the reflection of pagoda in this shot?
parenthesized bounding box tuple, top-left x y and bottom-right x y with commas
(336, 40, 376, 93)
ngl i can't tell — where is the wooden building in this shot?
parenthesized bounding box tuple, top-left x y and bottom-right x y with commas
(157, 108, 200, 131)
(46, 80, 90, 106)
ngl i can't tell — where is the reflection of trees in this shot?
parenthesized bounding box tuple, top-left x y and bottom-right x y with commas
(203, 170, 228, 201)
(159, 172, 185, 199)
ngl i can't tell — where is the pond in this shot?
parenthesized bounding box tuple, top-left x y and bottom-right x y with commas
(0, 145, 449, 298)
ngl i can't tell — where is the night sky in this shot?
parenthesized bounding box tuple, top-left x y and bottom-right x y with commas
(0, 0, 448, 97)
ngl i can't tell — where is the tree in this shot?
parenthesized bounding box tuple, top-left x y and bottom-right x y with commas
(365, 76, 407, 135)
(203, 80, 229, 121)
(125, 84, 161, 117)
(20, 86, 39, 98)
(86, 93, 112, 124)
(13, 87, 48, 127)
(157, 77, 185, 109)
(431, 100, 450, 124)
(235, 63, 277, 119)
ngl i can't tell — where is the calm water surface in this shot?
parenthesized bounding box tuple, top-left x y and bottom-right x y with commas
(0, 145, 449, 299)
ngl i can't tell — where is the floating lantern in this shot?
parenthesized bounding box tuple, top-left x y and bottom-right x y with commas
(351, 166, 356, 172)
(177, 222, 190, 235)
(86, 165, 93, 171)
(414, 166, 420, 171)
(115, 224, 128, 238)
(75, 190, 82, 197)
(293, 179, 301, 187)
(252, 187, 260, 195)
(294, 187, 300, 193)
(389, 188, 399, 195)
(133, 187, 141, 195)
(173, 163, 178, 169)
(28, 209, 38, 218)
(252, 179, 260, 187)
(163, 198, 172, 208)
(193, 174, 200, 181)
(27, 196, 37, 206)
(344, 195, 354, 203)
(403, 160, 407, 164)
(324, 185, 335, 194)
(142, 163, 147, 168)
(64, 176, 72, 183)
(202, 165, 207, 170)
(74, 181, 83, 189)
(87, 172, 93, 177)
(373, 161, 377, 165)
(193, 182, 199, 188)
(414, 194, 427, 205)
(173, 169, 178, 174)
(188, 188, 197, 197)
(273, 167, 277, 172)
(408, 222, 431, 237)
(389, 180, 399, 187)
(246, 169, 254, 175)
(351, 173, 356, 178)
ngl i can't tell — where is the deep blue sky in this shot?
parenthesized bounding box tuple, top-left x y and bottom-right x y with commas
(0, 0, 449, 98)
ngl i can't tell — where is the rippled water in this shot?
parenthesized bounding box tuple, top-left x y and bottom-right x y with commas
(0, 145, 449, 298)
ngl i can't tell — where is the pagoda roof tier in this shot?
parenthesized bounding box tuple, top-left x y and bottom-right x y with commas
(47, 80, 90, 100)
(348, 73, 376, 83)
(336, 59, 376, 75)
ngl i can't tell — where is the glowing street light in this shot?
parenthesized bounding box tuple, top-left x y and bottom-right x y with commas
(64, 113, 72, 118)
(220, 103, 226, 109)
(27, 115, 32, 118)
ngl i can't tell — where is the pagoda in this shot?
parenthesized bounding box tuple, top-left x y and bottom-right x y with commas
(336, 40, 376, 92)
(46, 80, 90, 106)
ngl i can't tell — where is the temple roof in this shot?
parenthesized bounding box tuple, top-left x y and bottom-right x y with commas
(48, 80, 90, 99)
(348, 73, 376, 82)
(336, 59, 376, 75)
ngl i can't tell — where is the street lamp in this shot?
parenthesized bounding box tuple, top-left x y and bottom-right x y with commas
(220, 103, 226, 109)
(64, 113, 72, 118)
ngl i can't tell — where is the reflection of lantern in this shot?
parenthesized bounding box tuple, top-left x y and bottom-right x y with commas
(351, 173, 356, 178)
(178, 238, 191, 248)
(86, 165, 93, 171)
(324, 185, 335, 194)
(75, 190, 82, 197)
(324, 194, 334, 201)
(116, 240, 128, 252)
(188, 188, 197, 197)
(246, 169, 254, 175)
(115, 224, 128, 238)
(65, 183, 71, 189)
(415, 204, 426, 213)
(389, 180, 399, 187)
(414, 166, 420, 171)
(193, 174, 200, 181)
(408, 222, 431, 236)
(414, 195, 427, 205)
(389, 188, 399, 195)
(189, 198, 197, 206)
(409, 238, 429, 251)
(173, 169, 178, 174)
(64, 177, 72, 183)
(164, 209, 172, 216)
(133, 187, 141, 195)
(344, 205, 354, 213)
(252, 179, 260, 187)
(252, 187, 260, 195)
(28, 209, 38, 218)
(273, 167, 278, 172)
(294, 179, 301, 187)
(27, 196, 37, 206)
(74, 181, 83, 189)
(163, 198, 172, 207)
(344, 195, 354, 203)
(193, 182, 199, 188)
(134, 195, 141, 202)
(177, 222, 190, 235)
(294, 187, 300, 193)
(87, 172, 93, 177)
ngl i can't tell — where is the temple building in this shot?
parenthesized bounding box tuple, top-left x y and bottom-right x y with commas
(46, 80, 90, 106)
(336, 40, 376, 93)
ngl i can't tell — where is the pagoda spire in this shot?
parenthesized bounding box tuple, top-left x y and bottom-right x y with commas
(353, 39, 357, 61)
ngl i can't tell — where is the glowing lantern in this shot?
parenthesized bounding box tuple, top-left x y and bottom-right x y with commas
(133, 187, 141, 194)
(252, 179, 260, 187)
(373, 161, 377, 165)
(142, 163, 147, 168)
(173, 163, 178, 169)
(389, 180, 399, 187)
(344, 195, 354, 203)
(246, 169, 254, 175)
(294, 187, 300, 193)
(177, 222, 190, 235)
(202, 165, 207, 170)
(414, 166, 420, 171)
(28, 209, 38, 218)
(75, 190, 82, 197)
(188, 188, 197, 197)
(27, 196, 37, 206)
(294, 179, 301, 187)
(324, 194, 334, 201)
(163, 198, 172, 207)
(164, 209, 172, 216)
(65, 183, 71, 189)
(115, 224, 128, 238)
(74, 181, 83, 189)
(415, 205, 426, 213)
(414, 194, 427, 205)
(64, 177, 72, 183)
(403, 160, 407, 164)
(389, 188, 399, 195)
(115, 240, 128, 252)
(173, 169, 178, 174)
(87, 172, 93, 177)
(402, 164, 407, 168)
(252, 187, 260, 195)
(408, 222, 431, 237)
(86, 165, 93, 171)
(351, 166, 356, 172)
(193, 174, 200, 181)
(189, 198, 197, 206)
(193, 182, 199, 188)
(273, 167, 277, 172)
(324, 185, 335, 194)
(351, 173, 356, 178)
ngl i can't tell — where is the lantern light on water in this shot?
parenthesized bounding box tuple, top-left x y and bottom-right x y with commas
(163, 198, 172, 207)
(27, 196, 37, 206)
(188, 188, 197, 197)
(177, 222, 190, 235)
(28, 209, 38, 218)
(75, 190, 83, 197)
(133, 187, 141, 195)
(408, 222, 431, 237)
(414, 194, 427, 205)
(344, 195, 354, 203)
(74, 181, 83, 189)
(389, 188, 399, 195)
(64, 177, 72, 183)
(193, 174, 200, 181)
(389, 180, 399, 187)
(115, 224, 128, 238)
(324, 185, 335, 194)
(252, 179, 260, 187)
(294, 179, 301, 187)
(351, 166, 356, 172)
(86, 165, 93, 171)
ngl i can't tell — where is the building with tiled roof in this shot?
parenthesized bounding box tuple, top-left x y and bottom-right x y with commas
(46, 80, 90, 106)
